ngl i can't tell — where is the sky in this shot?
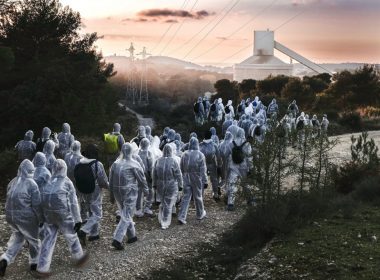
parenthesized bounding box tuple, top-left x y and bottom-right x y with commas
(59, 0, 380, 66)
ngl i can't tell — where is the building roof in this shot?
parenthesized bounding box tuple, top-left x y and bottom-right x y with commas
(238, 55, 290, 66)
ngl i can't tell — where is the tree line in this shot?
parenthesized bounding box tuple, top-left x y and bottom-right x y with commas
(0, 0, 120, 149)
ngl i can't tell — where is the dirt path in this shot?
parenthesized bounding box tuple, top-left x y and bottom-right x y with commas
(124, 106, 155, 129)
(0, 131, 379, 279)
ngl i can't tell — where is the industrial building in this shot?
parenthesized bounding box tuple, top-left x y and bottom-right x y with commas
(233, 30, 331, 82)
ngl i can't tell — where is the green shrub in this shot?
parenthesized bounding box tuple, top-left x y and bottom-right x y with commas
(361, 106, 380, 118)
(338, 112, 363, 130)
(353, 176, 380, 203)
(0, 149, 18, 195)
(331, 195, 357, 219)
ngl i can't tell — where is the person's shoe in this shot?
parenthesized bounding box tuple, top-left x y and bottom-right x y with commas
(127, 236, 138, 244)
(74, 252, 89, 268)
(30, 264, 37, 271)
(31, 270, 51, 279)
(161, 226, 168, 230)
(144, 207, 154, 216)
(134, 210, 144, 218)
(115, 215, 121, 224)
(213, 194, 220, 202)
(198, 210, 207, 220)
(88, 235, 100, 242)
(0, 259, 7, 277)
(172, 212, 177, 217)
(178, 219, 186, 225)
(111, 240, 124, 250)
(78, 230, 86, 247)
(227, 204, 235, 211)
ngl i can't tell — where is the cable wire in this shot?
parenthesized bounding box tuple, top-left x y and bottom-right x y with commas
(182, 0, 242, 60)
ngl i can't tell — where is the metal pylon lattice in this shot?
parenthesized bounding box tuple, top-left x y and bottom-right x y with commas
(126, 42, 138, 105)
(136, 47, 151, 105)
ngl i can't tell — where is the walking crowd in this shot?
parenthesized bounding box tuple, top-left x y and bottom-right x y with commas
(1, 96, 329, 278)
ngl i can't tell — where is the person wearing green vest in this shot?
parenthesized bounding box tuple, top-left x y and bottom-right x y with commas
(104, 123, 125, 168)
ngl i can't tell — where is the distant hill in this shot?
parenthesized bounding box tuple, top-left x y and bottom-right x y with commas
(105, 55, 375, 79)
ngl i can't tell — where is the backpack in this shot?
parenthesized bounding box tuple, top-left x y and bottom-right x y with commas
(225, 105, 231, 114)
(312, 119, 317, 127)
(104, 133, 119, 154)
(210, 103, 216, 112)
(74, 160, 98, 194)
(36, 139, 48, 152)
(232, 141, 248, 164)
(193, 102, 200, 113)
(296, 120, 304, 130)
(237, 104, 243, 113)
(252, 101, 257, 107)
(290, 104, 295, 111)
(254, 125, 262, 136)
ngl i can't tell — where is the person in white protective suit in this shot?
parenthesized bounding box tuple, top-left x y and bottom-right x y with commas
(76, 144, 109, 247)
(57, 123, 75, 159)
(288, 100, 299, 117)
(181, 132, 198, 152)
(145, 126, 154, 144)
(174, 133, 185, 151)
(216, 98, 225, 123)
(210, 127, 220, 146)
(0, 160, 42, 277)
(136, 138, 154, 216)
(105, 123, 126, 168)
(131, 126, 147, 147)
(149, 136, 163, 205)
(209, 99, 219, 122)
(224, 100, 235, 120)
(109, 143, 148, 250)
(226, 129, 253, 211)
(321, 114, 329, 136)
(35, 159, 88, 277)
(226, 120, 241, 140)
(15, 130, 36, 161)
(267, 98, 279, 119)
(33, 152, 52, 191)
(153, 145, 183, 229)
(199, 131, 222, 201)
(222, 114, 233, 137)
(236, 100, 246, 119)
(296, 113, 306, 149)
(36, 127, 59, 153)
(178, 138, 208, 224)
(42, 140, 57, 172)
(194, 97, 206, 126)
(218, 132, 234, 188)
(64, 141, 83, 184)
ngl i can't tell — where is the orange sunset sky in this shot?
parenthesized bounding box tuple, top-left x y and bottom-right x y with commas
(59, 0, 380, 66)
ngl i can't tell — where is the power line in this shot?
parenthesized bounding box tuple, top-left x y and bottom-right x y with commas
(151, 0, 190, 54)
(182, 0, 242, 60)
(219, 10, 306, 64)
(192, 0, 279, 61)
(159, 0, 199, 56)
(170, 0, 237, 55)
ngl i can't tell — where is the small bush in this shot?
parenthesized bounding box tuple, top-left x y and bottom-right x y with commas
(339, 112, 363, 130)
(353, 176, 380, 203)
(331, 195, 357, 219)
(360, 106, 380, 118)
(334, 162, 371, 194)
(0, 149, 18, 196)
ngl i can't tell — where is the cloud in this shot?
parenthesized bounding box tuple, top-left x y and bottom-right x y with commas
(165, 19, 178, 23)
(137, 8, 213, 20)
